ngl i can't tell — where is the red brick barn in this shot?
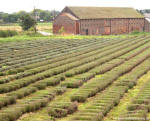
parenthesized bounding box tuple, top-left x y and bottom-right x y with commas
(53, 7, 150, 35)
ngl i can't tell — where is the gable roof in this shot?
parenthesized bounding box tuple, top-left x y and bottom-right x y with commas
(62, 13, 79, 20)
(66, 7, 144, 19)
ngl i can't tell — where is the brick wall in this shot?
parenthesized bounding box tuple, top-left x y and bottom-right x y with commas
(111, 19, 129, 34)
(53, 13, 76, 35)
(111, 18, 145, 34)
(128, 18, 145, 32)
(80, 19, 109, 35)
(79, 18, 145, 35)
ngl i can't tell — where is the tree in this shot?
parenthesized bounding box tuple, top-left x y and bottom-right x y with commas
(30, 9, 59, 22)
(0, 9, 60, 24)
(40, 10, 52, 21)
(20, 14, 37, 32)
(1, 13, 18, 23)
(51, 10, 59, 20)
(0, 12, 4, 20)
(17, 11, 28, 18)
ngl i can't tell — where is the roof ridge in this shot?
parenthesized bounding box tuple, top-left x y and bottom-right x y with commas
(65, 6, 144, 19)
(67, 6, 134, 9)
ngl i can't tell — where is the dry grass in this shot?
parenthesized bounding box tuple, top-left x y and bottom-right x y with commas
(0, 22, 53, 32)
(0, 26, 22, 31)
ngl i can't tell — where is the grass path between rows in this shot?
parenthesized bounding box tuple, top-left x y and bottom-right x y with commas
(104, 71, 150, 121)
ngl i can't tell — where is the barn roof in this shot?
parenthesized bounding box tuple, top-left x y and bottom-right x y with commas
(67, 7, 144, 19)
(144, 13, 150, 19)
(146, 18, 150, 22)
(63, 13, 79, 20)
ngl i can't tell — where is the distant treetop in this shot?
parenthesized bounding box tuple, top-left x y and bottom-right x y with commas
(0, 9, 60, 24)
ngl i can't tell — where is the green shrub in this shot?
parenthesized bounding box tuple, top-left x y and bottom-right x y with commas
(71, 95, 87, 102)
(24, 31, 43, 37)
(91, 113, 104, 121)
(67, 102, 78, 114)
(0, 114, 10, 121)
(0, 72, 4, 76)
(32, 82, 47, 90)
(131, 31, 140, 35)
(44, 77, 63, 86)
(0, 30, 18, 37)
(48, 108, 68, 118)
(55, 87, 66, 95)
(0, 96, 16, 109)
(127, 104, 147, 111)
(61, 79, 83, 88)
(65, 70, 75, 77)
(48, 102, 78, 118)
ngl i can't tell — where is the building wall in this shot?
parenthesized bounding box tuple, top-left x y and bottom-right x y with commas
(128, 18, 145, 32)
(144, 19, 150, 32)
(111, 19, 128, 34)
(79, 18, 145, 35)
(53, 13, 77, 34)
(80, 19, 111, 35)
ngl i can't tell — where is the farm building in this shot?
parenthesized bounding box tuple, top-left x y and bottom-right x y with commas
(53, 6, 150, 35)
(144, 13, 150, 32)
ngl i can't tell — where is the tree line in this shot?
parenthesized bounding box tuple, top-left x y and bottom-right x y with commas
(0, 9, 60, 24)
(139, 9, 150, 14)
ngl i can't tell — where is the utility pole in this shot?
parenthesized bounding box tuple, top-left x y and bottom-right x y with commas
(33, 0, 37, 33)
(33, 0, 37, 21)
(53, 10, 56, 20)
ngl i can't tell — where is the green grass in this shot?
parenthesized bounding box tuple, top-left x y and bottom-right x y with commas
(0, 35, 47, 43)
(0, 34, 131, 43)
(0, 30, 150, 43)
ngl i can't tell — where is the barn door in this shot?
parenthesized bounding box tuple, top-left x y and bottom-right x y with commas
(104, 27, 111, 35)
(86, 29, 88, 35)
(76, 22, 79, 34)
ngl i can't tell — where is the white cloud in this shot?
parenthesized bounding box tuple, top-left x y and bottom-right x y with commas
(0, 0, 150, 13)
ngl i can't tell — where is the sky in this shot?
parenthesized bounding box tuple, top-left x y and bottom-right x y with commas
(0, 0, 150, 13)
